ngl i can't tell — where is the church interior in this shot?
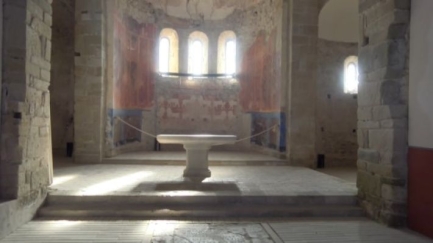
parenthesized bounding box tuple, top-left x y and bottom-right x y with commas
(0, 0, 433, 242)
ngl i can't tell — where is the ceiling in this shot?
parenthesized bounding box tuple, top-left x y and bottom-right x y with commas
(319, 0, 359, 43)
(145, 0, 267, 20)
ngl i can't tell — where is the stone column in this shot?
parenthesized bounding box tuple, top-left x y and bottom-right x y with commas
(357, 0, 411, 226)
(74, 0, 105, 163)
(286, 0, 319, 167)
(1, 0, 53, 199)
(178, 30, 189, 74)
(1, 0, 54, 238)
(207, 32, 218, 74)
(280, 0, 290, 113)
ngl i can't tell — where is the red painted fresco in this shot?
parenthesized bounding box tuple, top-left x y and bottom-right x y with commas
(408, 147, 433, 239)
(113, 13, 156, 110)
(155, 79, 240, 134)
(240, 29, 280, 112)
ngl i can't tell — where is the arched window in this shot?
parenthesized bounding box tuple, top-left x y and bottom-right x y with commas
(188, 31, 208, 75)
(159, 28, 179, 73)
(159, 38, 170, 73)
(344, 56, 359, 94)
(218, 31, 237, 75)
(190, 40, 203, 75)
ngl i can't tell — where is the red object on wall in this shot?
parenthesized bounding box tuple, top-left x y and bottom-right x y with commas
(239, 29, 280, 112)
(113, 13, 156, 110)
(408, 146, 433, 239)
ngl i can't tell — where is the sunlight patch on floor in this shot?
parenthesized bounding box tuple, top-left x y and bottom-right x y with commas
(78, 171, 153, 195)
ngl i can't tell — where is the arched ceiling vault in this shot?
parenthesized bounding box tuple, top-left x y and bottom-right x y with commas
(144, 0, 268, 20)
(319, 0, 359, 43)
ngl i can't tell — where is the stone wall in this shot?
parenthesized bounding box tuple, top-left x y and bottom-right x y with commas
(74, 0, 105, 163)
(357, 0, 411, 226)
(50, 0, 75, 153)
(286, 0, 319, 167)
(0, 0, 53, 238)
(317, 39, 358, 167)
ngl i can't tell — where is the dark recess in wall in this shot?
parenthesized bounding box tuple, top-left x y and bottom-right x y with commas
(317, 154, 325, 168)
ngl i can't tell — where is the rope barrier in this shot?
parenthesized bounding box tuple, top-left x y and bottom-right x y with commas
(115, 116, 280, 145)
(115, 117, 157, 139)
(229, 124, 279, 144)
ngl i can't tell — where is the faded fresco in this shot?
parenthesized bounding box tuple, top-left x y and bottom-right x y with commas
(108, 10, 157, 152)
(108, 109, 143, 148)
(156, 77, 242, 135)
(239, 29, 284, 151)
(239, 29, 280, 113)
(251, 112, 286, 152)
(113, 12, 156, 110)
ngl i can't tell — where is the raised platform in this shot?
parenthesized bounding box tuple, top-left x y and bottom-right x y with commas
(102, 151, 287, 166)
(39, 158, 362, 220)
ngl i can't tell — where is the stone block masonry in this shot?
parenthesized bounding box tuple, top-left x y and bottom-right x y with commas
(1, 0, 53, 238)
(50, 0, 75, 152)
(286, 0, 319, 167)
(316, 39, 358, 167)
(357, 0, 411, 226)
(74, 0, 105, 163)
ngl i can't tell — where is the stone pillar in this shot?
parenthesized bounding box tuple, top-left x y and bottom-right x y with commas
(74, 0, 105, 163)
(280, 0, 290, 112)
(286, 0, 319, 167)
(178, 30, 189, 74)
(208, 32, 218, 74)
(0, 0, 54, 238)
(1, 0, 53, 199)
(50, 0, 75, 153)
(357, 0, 411, 226)
(1, 1, 54, 237)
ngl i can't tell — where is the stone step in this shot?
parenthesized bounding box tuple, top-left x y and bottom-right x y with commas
(38, 194, 363, 220)
(37, 204, 365, 220)
(46, 194, 359, 206)
(101, 159, 287, 166)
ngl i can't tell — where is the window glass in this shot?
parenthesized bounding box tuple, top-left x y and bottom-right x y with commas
(188, 31, 208, 75)
(190, 40, 203, 75)
(159, 38, 170, 73)
(218, 31, 236, 74)
(344, 57, 359, 94)
(225, 40, 236, 75)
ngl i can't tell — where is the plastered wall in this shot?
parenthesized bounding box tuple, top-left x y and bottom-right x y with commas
(408, 0, 433, 238)
(318, 0, 358, 43)
(408, 0, 433, 149)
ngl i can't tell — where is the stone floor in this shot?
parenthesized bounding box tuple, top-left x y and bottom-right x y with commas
(51, 158, 356, 196)
(316, 167, 357, 183)
(1, 219, 432, 243)
(5, 157, 429, 242)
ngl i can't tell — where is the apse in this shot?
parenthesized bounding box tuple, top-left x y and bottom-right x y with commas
(105, 0, 285, 157)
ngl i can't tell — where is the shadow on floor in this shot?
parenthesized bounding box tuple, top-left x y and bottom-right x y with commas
(132, 181, 241, 193)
